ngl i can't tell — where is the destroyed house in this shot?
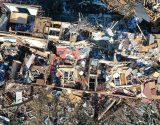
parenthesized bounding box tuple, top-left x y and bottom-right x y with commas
(0, 3, 39, 32)
(56, 46, 80, 64)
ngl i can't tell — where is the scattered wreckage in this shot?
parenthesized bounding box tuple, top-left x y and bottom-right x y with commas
(0, 0, 159, 125)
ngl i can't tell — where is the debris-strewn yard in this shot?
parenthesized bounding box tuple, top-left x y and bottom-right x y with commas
(0, 0, 160, 125)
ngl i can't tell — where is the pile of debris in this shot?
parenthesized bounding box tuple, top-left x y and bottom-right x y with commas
(0, 0, 159, 125)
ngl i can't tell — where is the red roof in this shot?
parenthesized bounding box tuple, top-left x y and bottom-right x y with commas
(57, 47, 80, 60)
